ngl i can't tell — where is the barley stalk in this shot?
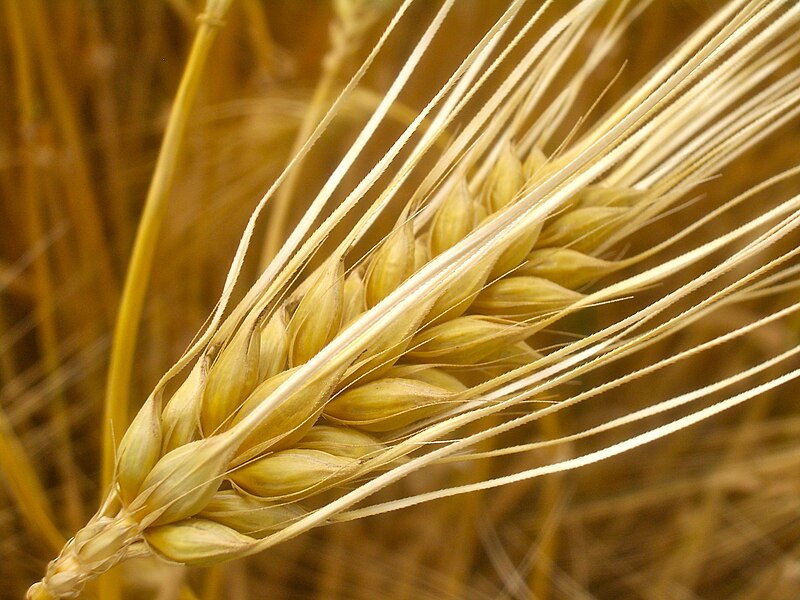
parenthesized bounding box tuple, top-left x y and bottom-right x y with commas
(26, 1, 800, 598)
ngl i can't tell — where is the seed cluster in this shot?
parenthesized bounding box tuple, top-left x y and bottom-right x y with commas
(28, 139, 650, 600)
(129, 143, 644, 560)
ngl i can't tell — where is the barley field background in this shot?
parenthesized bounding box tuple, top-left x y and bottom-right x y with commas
(2, 1, 800, 599)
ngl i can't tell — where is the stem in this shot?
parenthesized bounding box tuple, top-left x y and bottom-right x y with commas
(99, 5, 233, 599)
(101, 4, 232, 490)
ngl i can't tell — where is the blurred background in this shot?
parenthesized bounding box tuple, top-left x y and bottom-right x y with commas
(1, 1, 799, 598)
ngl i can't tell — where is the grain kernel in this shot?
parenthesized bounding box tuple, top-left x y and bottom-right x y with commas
(430, 178, 475, 257)
(162, 360, 207, 451)
(232, 367, 336, 460)
(472, 276, 583, 319)
(257, 308, 289, 382)
(289, 258, 345, 366)
(202, 318, 260, 435)
(200, 490, 306, 538)
(117, 395, 162, 503)
(134, 436, 234, 527)
(537, 206, 628, 252)
(520, 247, 618, 288)
(145, 519, 254, 566)
(231, 449, 354, 498)
(483, 144, 524, 213)
(295, 425, 383, 459)
(408, 316, 532, 365)
(365, 222, 416, 307)
(324, 377, 456, 431)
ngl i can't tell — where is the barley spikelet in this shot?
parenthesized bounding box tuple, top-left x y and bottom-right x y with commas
(27, 1, 800, 598)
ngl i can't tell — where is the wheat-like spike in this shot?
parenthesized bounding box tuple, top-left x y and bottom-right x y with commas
(28, 1, 800, 598)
